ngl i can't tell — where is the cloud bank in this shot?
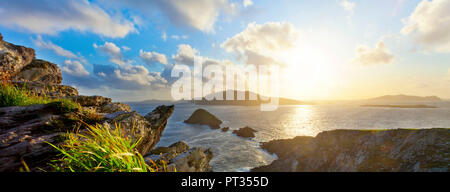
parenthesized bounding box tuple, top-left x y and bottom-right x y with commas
(401, 0, 450, 53)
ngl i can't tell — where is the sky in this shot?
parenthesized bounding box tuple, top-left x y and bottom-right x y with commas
(0, 0, 449, 101)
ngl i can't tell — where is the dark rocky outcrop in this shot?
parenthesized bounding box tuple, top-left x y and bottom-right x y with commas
(233, 126, 257, 138)
(145, 141, 213, 172)
(14, 59, 62, 84)
(184, 109, 222, 129)
(0, 103, 81, 172)
(221, 127, 229, 132)
(252, 129, 450, 172)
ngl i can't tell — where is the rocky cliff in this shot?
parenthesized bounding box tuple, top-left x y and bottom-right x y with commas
(252, 129, 449, 172)
(0, 32, 213, 172)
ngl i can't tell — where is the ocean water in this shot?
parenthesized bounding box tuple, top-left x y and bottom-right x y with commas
(128, 102, 450, 172)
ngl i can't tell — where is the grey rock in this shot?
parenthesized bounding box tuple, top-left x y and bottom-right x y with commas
(14, 59, 62, 84)
(103, 105, 175, 155)
(98, 102, 131, 114)
(0, 33, 36, 76)
(184, 109, 222, 129)
(233, 126, 257, 138)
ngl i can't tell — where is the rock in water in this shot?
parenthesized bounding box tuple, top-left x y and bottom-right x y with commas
(233, 126, 257, 138)
(104, 105, 175, 155)
(221, 127, 230, 132)
(253, 129, 450, 172)
(0, 33, 36, 76)
(145, 141, 213, 172)
(184, 109, 222, 129)
(14, 59, 62, 84)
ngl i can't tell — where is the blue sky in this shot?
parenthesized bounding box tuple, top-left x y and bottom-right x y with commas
(0, 0, 449, 101)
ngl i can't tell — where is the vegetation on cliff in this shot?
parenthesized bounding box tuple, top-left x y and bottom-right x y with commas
(48, 123, 167, 172)
(0, 83, 80, 111)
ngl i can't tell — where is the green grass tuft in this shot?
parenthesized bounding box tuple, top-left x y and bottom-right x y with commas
(47, 123, 165, 172)
(0, 83, 80, 111)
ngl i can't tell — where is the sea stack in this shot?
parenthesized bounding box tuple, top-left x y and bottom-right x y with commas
(184, 109, 222, 129)
(233, 126, 258, 138)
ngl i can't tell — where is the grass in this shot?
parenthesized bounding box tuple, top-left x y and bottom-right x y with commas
(47, 122, 167, 172)
(0, 83, 80, 112)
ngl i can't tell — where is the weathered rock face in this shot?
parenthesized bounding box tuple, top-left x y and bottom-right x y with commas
(145, 141, 213, 172)
(13, 81, 78, 98)
(98, 102, 131, 114)
(103, 105, 175, 155)
(68, 95, 112, 107)
(184, 109, 222, 129)
(0, 103, 81, 172)
(253, 129, 450, 172)
(233, 126, 257, 138)
(0, 33, 36, 76)
(14, 59, 62, 84)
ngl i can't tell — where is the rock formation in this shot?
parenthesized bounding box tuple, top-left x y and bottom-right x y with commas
(252, 129, 449, 172)
(221, 127, 229, 132)
(103, 105, 174, 155)
(184, 109, 222, 129)
(233, 126, 257, 138)
(14, 59, 62, 84)
(0, 32, 213, 172)
(0, 33, 35, 76)
(145, 141, 213, 172)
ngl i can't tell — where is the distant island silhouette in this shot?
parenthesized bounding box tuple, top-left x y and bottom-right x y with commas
(367, 94, 442, 102)
(192, 90, 311, 106)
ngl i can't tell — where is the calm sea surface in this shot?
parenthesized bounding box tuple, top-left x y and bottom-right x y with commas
(127, 101, 450, 172)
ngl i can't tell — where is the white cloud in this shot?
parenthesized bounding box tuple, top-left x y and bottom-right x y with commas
(243, 0, 254, 8)
(0, 0, 136, 38)
(401, 0, 450, 53)
(122, 46, 131, 51)
(93, 64, 168, 90)
(94, 42, 130, 66)
(61, 60, 90, 77)
(221, 22, 301, 65)
(32, 36, 77, 58)
(339, 0, 355, 14)
(139, 49, 168, 65)
(172, 44, 200, 65)
(113, 0, 236, 32)
(353, 41, 395, 65)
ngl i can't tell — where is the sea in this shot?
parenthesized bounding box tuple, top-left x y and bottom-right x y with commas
(127, 101, 450, 172)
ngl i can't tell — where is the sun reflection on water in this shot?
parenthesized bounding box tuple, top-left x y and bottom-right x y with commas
(282, 105, 319, 137)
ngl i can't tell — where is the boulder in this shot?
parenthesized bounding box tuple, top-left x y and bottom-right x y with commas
(103, 105, 175, 155)
(0, 33, 36, 77)
(253, 129, 450, 172)
(98, 102, 131, 114)
(233, 126, 257, 138)
(184, 109, 222, 129)
(13, 81, 78, 97)
(221, 127, 230, 132)
(14, 59, 62, 84)
(0, 103, 81, 172)
(68, 95, 111, 107)
(145, 141, 213, 172)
